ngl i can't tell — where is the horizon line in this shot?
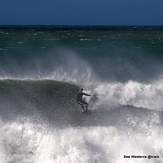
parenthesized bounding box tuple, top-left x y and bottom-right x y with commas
(0, 25, 163, 30)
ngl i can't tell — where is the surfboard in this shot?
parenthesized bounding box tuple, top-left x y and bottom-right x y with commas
(82, 110, 91, 114)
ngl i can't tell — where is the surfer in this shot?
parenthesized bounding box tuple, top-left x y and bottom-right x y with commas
(77, 88, 91, 112)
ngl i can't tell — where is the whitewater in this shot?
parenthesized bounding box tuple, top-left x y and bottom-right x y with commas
(0, 28, 163, 163)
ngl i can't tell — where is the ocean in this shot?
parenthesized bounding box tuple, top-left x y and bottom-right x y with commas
(0, 26, 163, 163)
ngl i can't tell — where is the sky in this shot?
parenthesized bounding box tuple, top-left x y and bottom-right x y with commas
(0, 0, 163, 25)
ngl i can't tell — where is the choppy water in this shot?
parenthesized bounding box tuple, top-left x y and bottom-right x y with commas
(0, 27, 163, 163)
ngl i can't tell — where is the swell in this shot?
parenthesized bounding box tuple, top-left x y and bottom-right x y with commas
(0, 79, 80, 124)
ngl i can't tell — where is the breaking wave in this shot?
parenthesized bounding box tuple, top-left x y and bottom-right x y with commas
(0, 78, 163, 163)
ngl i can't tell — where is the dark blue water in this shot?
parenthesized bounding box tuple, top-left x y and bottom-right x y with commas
(0, 27, 163, 81)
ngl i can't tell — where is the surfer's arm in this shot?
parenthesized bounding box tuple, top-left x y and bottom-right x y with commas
(83, 93, 91, 96)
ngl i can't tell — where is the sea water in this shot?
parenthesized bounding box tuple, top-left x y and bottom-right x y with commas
(0, 26, 163, 163)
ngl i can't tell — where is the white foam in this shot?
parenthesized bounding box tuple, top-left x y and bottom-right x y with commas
(92, 80, 163, 111)
(0, 119, 163, 163)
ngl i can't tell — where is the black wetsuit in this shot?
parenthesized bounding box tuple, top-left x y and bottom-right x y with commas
(77, 90, 90, 112)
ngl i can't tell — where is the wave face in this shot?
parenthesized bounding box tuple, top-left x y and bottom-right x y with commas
(0, 29, 163, 163)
